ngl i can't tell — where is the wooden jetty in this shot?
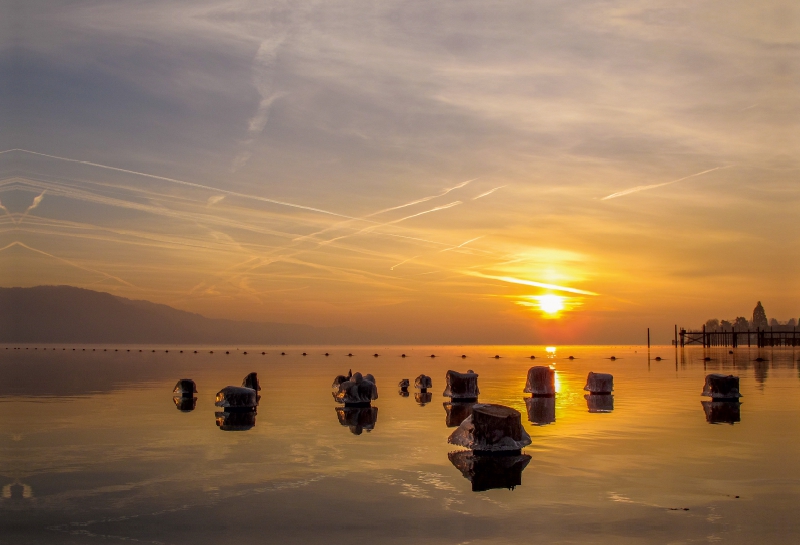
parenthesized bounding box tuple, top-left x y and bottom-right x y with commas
(677, 325, 800, 348)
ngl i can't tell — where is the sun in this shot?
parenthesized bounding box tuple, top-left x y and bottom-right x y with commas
(537, 294, 565, 315)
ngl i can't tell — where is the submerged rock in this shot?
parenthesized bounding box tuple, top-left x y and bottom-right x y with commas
(173, 379, 197, 396)
(448, 450, 532, 492)
(443, 401, 477, 428)
(584, 372, 614, 394)
(335, 406, 378, 435)
(214, 386, 258, 409)
(702, 374, 742, 399)
(332, 372, 378, 406)
(448, 404, 531, 453)
(242, 372, 261, 391)
(443, 370, 480, 400)
(215, 410, 256, 431)
(523, 366, 555, 397)
(173, 396, 197, 412)
(585, 393, 614, 413)
(702, 400, 741, 424)
(525, 396, 555, 425)
(415, 374, 432, 391)
(415, 391, 433, 406)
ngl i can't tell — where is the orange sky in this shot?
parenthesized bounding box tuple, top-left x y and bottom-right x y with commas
(1, 1, 797, 343)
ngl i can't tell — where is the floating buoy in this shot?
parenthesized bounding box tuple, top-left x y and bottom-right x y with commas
(347, 353, 354, 357)
(704, 356, 711, 361)
(281, 352, 286, 355)
(461, 355, 467, 358)
(610, 356, 616, 360)
(655, 356, 662, 361)
(243, 351, 248, 355)
(430, 354, 436, 358)
(755, 357, 766, 362)
(226, 351, 230, 355)
(373, 353, 379, 357)
(325, 352, 330, 356)
(262, 352, 266, 355)
(401, 354, 406, 358)
(493, 355, 500, 359)
(302, 352, 307, 356)
(568, 356, 575, 360)
(530, 355, 536, 359)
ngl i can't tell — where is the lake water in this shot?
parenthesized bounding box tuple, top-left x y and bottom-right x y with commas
(2, 345, 799, 544)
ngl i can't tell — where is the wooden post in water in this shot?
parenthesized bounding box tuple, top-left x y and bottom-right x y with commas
(674, 325, 678, 347)
(647, 328, 650, 350)
(702, 324, 707, 347)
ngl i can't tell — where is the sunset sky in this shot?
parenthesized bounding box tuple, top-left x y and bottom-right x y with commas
(1, 0, 797, 343)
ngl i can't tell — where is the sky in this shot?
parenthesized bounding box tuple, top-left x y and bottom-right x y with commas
(1, 0, 798, 344)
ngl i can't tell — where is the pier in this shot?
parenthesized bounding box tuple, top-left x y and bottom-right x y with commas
(677, 325, 800, 348)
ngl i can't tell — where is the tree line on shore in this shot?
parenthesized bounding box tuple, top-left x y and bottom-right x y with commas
(702, 301, 798, 332)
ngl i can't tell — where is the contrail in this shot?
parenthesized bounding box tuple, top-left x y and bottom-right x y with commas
(439, 235, 483, 253)
(2, 149, 359, 219)
(320, 201, 463, 246)
(390, 255, 420, 270)
(292, 179, 475, 243)
(21, 191, 46, 217)
(601, 166, 734, 200)
(0, 241, 135, 287)
(464, 271, 598, 296)
(472, 186, 506, 200)
(207, 195, 225, 206)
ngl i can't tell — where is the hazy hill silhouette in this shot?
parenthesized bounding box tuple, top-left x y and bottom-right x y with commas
(0, 286, 357, 344)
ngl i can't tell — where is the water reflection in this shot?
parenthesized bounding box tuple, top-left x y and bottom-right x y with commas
(701, 401, 742, 425)
(448, 451, 532, 492)
(2, 482, 33, 500)
(173, 396, 197, 412)
(525, 396, 555, 425)
(585, 394, 614, 413)
(215, 409, 257, 431)
(414, 391, 432, 406)
(443, 401, 476, 428)
(335, 406, 378, 435)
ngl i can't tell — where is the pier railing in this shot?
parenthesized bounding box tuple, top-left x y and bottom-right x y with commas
(677, 326, 800, 348)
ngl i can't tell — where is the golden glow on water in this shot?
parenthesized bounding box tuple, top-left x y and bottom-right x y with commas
(546, 346, 557, 354)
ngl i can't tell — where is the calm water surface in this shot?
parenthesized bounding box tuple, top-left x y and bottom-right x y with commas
(2, 345, 799, 544)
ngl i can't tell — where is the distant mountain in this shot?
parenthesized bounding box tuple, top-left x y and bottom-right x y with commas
(0, 286, 358, 344)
